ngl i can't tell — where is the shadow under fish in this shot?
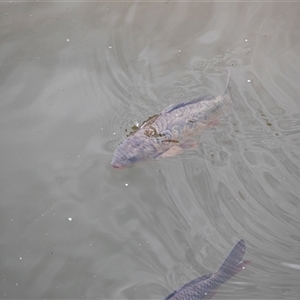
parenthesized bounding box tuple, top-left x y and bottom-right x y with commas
(112, 70, 232, 168)
(164, 239, 250, 300)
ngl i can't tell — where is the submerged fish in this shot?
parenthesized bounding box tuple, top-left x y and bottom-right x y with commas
(164, 239, 249, 300)
(112, 70, 231, 168)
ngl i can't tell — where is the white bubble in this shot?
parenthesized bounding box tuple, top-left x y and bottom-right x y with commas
(68, 217, 72, 221)
(125, 183, 129, 187)
(247, 79, 251, 83)
(66, 38, 70, 42)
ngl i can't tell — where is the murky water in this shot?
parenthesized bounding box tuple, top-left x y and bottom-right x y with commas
(0, 2, 299, 299)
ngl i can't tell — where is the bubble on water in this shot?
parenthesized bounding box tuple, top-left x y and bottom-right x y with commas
(66, 38, 70, 42)
(68, 217, 72, 221)
(244, 38, 248, 42)
(108, 46, 112, 49)
(125, 183, 129, 187)
(247, 79, 251, 83)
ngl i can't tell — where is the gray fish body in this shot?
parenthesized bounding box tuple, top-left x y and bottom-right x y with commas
(164, 239, 249, 300)
(112, 71, 231, 168)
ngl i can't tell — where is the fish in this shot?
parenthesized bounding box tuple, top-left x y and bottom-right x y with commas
(111, 70, 231, 168)
(163, 239, 250, 300)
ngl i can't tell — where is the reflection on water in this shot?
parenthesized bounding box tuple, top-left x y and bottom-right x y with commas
(0, 2, 300, 299)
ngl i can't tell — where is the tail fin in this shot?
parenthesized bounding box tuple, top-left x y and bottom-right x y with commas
(222, 68, 231, 96)
(218, 239, 250, 281)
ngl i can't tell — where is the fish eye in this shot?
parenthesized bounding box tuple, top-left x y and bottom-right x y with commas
(128, 156, 137, 163)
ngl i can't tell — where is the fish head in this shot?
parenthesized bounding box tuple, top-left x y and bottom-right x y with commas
(111, 135, 158, 168)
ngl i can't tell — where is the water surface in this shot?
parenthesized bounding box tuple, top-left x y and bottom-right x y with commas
(0, 2, 300, 299)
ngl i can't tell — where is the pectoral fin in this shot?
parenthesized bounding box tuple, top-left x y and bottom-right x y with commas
(181, 139, 198, 149)
(159, 145, 184, 158)
(208, 119, 219, 126)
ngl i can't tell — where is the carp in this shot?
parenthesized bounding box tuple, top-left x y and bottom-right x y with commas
(112, 70, 231, 168)
(164, 239, 249, 300)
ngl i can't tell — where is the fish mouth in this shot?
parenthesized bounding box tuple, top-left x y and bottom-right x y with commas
(111, 158, 136, 169)
(112, 164, 123, 169)
(111, 161, 123, 169)
(111, 158, 125, 169)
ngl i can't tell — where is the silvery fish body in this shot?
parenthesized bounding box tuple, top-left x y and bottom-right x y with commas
(164, 239, 249, 300)
(112, 71, 231, 168)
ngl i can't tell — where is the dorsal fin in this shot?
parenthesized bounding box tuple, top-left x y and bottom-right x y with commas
(163, 95, 214, 114)
(164, 69, 231, 114)
(164, 290, 177, 300)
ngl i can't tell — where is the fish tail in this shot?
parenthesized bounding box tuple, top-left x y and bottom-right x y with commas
(222, 68, 231, 96)
(217, 239, 250, 281)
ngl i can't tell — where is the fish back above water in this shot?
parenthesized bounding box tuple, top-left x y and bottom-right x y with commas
(164, 239, 249, 300)
(111, 70, 232, 168)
